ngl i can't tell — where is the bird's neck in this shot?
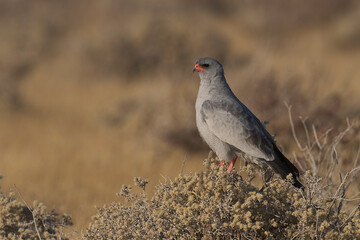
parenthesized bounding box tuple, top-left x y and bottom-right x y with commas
(197, 75, 231, 100)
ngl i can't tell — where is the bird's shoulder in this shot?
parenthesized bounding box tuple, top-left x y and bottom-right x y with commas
(200, 98, 251, 126)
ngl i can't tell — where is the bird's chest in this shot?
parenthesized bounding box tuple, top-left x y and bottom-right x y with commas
(195, 98, 209, 139)
(195, 113, 207, 138)
(196, 114, 220, 154)
(195, 98, 218, 146)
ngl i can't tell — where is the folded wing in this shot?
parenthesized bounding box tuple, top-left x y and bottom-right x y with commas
(200, 99, 275, 161)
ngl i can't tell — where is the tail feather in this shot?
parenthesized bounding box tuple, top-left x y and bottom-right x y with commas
(267, 145, 303, 188)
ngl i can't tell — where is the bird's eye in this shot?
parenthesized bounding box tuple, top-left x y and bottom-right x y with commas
(202, 64, 210, 68)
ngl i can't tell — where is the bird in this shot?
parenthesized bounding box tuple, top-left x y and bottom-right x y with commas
(193, 57, 302, 188)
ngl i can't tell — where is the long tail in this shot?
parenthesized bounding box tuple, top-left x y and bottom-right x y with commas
(266, 145, 303, 189)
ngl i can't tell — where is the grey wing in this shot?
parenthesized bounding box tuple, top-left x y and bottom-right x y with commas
(201, 99, 275, 161)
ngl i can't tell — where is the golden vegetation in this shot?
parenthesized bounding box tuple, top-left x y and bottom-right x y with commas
(0, 190, 73, 239)
(85, 146, 360, 239)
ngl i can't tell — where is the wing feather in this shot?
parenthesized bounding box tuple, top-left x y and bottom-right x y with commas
(201, 99, 275, 161)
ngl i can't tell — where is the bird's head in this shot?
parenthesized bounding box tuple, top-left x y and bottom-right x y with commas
(193, 57, 224, 78)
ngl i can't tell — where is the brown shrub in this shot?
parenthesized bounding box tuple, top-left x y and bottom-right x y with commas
(0, 190, 73, 240)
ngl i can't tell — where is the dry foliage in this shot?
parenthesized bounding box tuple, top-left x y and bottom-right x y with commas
(85, 115, 360, 239)
(0, 189, 73, 240)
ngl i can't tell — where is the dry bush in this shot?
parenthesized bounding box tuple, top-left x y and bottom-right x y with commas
(0, 189, 73, 240)
(237, 0, 356, 36)
(0, 1, 73, 111)
(85, 116, 360, 239)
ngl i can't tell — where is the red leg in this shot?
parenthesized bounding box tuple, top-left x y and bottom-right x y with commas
(220, 160, 225, 166)
(227, 156, 238, 173)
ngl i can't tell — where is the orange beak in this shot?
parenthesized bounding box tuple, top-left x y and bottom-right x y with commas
(193, 63, 205, 73)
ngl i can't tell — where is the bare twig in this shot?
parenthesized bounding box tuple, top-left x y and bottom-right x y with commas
(285, 102, 305, 151)
(306, 147, 317, 172)
(180, 154, 187, 176)
(353, 145, 360, 168)
(345, 148, 360, 193)
(327, 171, 351, 219)
(341, 203, 360, 228)
(345, 166, 360, 192)
(14, 185, 42, 240)
(326, 197, 360, 202)
(325, 123, 352, 181)
(349, 192, 360, 199)
(315, 211, 320, 240)
(312, 124, 322, 150)
(299, 116, 311, 148)
(323, 164, 360, 223)
(292, 152, 304, 172)
(312, 127, 333, 151)
(59, 218, 63, 240)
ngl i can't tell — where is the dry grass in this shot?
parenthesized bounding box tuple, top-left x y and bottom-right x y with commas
(0, 0, 360, 232)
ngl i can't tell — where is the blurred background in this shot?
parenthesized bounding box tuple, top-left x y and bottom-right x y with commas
(1, 0, 360, 230)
